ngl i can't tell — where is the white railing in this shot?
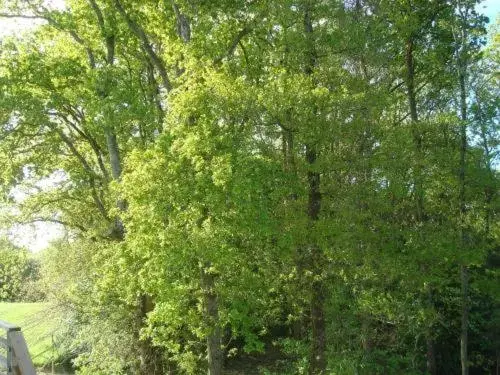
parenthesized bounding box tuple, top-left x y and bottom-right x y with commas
(0, 320, 36, 375)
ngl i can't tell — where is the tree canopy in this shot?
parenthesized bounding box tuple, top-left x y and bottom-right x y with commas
(0, 0, 499, 374)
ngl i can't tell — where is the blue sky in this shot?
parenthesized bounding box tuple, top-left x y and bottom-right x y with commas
(480, 0, 500, 23)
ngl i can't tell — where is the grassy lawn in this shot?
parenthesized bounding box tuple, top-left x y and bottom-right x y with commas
(0, 302, 59, 367)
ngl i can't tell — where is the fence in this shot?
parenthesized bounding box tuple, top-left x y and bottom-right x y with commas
(0, 320, 36, 375)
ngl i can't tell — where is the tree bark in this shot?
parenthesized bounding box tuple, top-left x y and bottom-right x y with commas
(281, 124, 304, 339)
(426, 338, 437, 375)
(201, 264, 223, 375)
(171, 1, 191, 43)
(306, 145, 325, 375)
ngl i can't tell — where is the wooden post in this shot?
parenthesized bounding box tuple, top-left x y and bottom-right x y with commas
(0, 320, 36, 375)
(9, 331, 36, 375)
(7, 333, 13, 375)
(0, 320, 20, 375)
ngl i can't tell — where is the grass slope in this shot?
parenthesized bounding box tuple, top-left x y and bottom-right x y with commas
(0, 302, 59, 367)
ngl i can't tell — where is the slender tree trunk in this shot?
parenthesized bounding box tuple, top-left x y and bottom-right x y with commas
(105, 128, 122, 181)
(281, 124, 304, 339)
(310, 288, 325, 366)
(458, 56, 469, 375)
(104, 127, 127, 238)
(168, 9, 226, 368)
(405, 37, 437, 375)
(306, 145, 325, 375)
(171, 1, 191, 43)
(361, 316, 372, 353)
(425, 287, 437, 375)
(284, 133, 302, 339)
(201, 264, 223, 375)
(303, 6, 326, 374)
(405, 39, 424, 218)
(460, 265, 469, 375)
(285, 127, 295, 173)
(309, 266, 326, 374)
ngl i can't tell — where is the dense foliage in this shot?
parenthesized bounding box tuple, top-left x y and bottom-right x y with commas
(0, 237, 43, 302)
(0, 0, 499, 374)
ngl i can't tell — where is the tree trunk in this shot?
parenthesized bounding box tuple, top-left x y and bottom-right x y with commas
(281, 125, 305, 339)
(306, 145, 325, 375)
(405, 38, 424, 219)
(460, 265, 469, 375)
(304, 9, 324, 362)
(426, 330, 437, 375)
(458, 60, 469, 375)
(105, 128, 122, 182)
(136, 294, 165, 375)
(310, 270, 326, 374)
(423, 321, 437, 373)
(104, 128, 127, 238)
(405, 37, 437, 375)
(425, 285, 437, 375)
(303, 6, 326, 374)
(201, 264, 223, 375)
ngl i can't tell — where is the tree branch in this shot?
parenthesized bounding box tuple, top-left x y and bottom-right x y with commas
(113, 0, 172, 91)
(57, 111, 110, 181)
(0, 13, 40, 19)
(214, 25, 252, 66)
(0, 10, 97, 68)
(51, 125, 110, 220)
(171, 1, 191, 42)
(21, 218, 87, 232)
(87, 0, 115, 64)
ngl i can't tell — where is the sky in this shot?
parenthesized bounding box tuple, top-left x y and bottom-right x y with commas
(5, 172, 67, 252)
(0, 1, 499, 252)
(480, 0, 500, 24)
(0, 0, 498, 37)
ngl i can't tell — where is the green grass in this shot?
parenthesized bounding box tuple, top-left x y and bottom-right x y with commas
(0, 302, 59, 367)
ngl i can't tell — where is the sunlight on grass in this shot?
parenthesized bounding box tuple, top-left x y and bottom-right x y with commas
(0, 302, 59, 367)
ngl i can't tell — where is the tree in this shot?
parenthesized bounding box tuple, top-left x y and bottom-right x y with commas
(0, 0, 498, 374)
(0, 237, 42, 302)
